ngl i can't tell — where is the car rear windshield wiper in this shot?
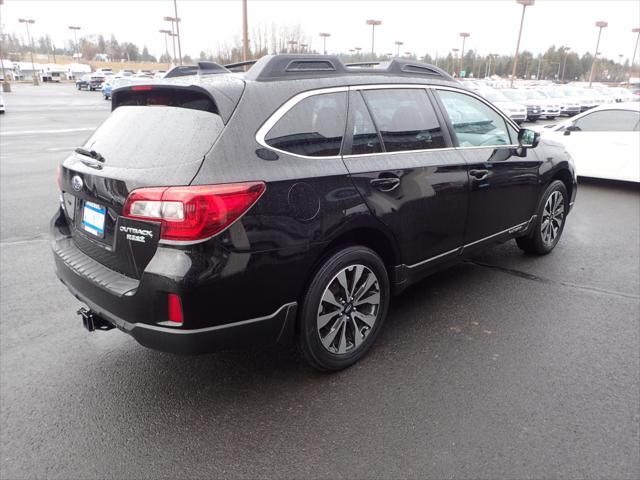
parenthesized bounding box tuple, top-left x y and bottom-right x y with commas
(74, 147, 106, 163)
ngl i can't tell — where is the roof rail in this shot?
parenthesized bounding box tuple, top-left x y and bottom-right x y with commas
(164, 62, 230, 78)
(245, 54, 455, 82)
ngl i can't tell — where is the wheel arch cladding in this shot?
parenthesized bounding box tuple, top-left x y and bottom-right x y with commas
(552, 168, 574, 204)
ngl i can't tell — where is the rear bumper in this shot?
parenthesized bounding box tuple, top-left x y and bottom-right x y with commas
(51, 209, 298, 354)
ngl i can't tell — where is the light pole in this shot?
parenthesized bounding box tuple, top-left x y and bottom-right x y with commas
(560, 47, 571, 82)
(159, 29, 172, 63)
(588, 21, 608, 86)
(242, 0, 249, 62)
(19, 18, 39, 85)
(452, 48, 459, 75)
(300, 43, 308, 53)
(319, 32, 330, 55)
(632, 28, 640, 73)
(404, 51, 412, 58)
(510, 0, 535, 87)
(366, 19, 381, 58)
(164, 16, 181, 64)
(0, 0, 11, 91)
(68, 26, 81, 63)
(354, 46, 362, 55)
(173, 0, 182, 64)
(394, 41, 403, 57)
(287, 40, 297, 53)
(459, 32, 470, 77)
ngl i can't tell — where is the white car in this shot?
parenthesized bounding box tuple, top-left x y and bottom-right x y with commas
(523, 89, 561, 119)
(539, 103, 640, 183)
(478, 89, 527, 123)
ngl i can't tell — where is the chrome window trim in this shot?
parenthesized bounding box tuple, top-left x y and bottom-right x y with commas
(254, 86, 349, 160)
(255, 83, 524, 160)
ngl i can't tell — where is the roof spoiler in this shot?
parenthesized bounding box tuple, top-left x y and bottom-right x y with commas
(164, 62, 230, 78)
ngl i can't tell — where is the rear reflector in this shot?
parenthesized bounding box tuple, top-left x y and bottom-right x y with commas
(123, 182, 266, 242)
(167, 293, 184, 325)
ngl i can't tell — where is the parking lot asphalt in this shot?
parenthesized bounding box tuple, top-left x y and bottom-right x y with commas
(1, 83, 639, 479)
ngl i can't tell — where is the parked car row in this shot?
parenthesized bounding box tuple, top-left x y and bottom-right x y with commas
(460, 78, 638, 123)
(75, 69, 167, 97)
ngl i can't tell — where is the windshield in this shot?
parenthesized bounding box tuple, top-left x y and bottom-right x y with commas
(503, 90, 527, 101)
(482, 90, 509, 102)
(524, 90, 545, 100)
(81, 106, 224, 169)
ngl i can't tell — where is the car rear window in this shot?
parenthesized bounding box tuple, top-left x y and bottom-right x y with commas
(81, 106, 224, 169)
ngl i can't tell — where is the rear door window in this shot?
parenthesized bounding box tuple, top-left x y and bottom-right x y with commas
(265, 92, 347, 157)
(348, 92, 383, 155)
(437, 90, 512, 147)
(362, 89, 446, 152)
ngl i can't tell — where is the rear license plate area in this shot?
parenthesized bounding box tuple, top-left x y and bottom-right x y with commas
(82, 201, 106, 238)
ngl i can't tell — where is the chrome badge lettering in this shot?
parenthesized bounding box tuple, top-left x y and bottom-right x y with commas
(120, 225, 153, 243)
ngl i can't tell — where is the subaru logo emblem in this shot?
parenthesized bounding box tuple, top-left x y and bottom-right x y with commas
(71, 175, 83, 192)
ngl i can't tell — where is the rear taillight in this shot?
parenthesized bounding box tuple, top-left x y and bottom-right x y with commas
(123, 182, 266, 242)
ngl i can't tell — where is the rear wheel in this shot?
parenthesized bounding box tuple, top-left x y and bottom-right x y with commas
(516, 180, 568, 255)
(297, 246, 390, 371)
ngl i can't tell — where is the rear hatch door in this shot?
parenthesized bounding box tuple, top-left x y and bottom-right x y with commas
(59, 84, 240, 279)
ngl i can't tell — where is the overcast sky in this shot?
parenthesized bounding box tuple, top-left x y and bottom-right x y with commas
(2, 0, 639, 61)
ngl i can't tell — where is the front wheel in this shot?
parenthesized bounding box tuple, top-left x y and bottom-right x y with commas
(516, 180, 568, 255)
(297, 246, 390, 371)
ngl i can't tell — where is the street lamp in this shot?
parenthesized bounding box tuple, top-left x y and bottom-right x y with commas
(588, 21, 608, 87)
(632, 28, 640, 72)
(510, 0, 535, 87)
(459, 32, 470, 77)
(164, 15, 181, 64)
(19, 18, 39, 85)
(159, 29, 172, 63)
(287, 40, 297, 53)
(561, 47, 571, 82)
(394, 41, 403, 57)
(319, 32, 330, 55)
(68, 26, 81, 63)
(366, 19, 382, 57)
(404, 51, 412, 58)
(300, 43, 308, 53)
(0, 0, 11, 91)
(451, 48, 459, 75)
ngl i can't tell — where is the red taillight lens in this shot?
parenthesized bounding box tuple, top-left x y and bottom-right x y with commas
(123, 182, 266, 242)
(167, 293, 183, 325)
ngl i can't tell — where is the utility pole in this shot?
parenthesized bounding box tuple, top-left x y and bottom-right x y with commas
(19, 18, 39, 85)
(451, 48, 459, 76)
(242, 0, 249, 62)
(589, 21, 608, 87)
(510, 0, 535, 87)
(366, 19, 381, 58)
(319, 32, 330, 55)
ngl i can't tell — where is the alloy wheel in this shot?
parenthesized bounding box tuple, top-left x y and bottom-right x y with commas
(317, 264, 381, 355)
(541, 190, 565, 246)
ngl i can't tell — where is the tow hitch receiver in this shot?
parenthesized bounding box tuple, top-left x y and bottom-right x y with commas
(78, 307, 114, 332)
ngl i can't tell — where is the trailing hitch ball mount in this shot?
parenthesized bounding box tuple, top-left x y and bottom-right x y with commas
(77, 307, 115, 332)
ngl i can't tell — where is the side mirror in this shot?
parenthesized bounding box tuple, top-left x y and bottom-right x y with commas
(563, 125, 580, 136)
(518, 128, 540, 148)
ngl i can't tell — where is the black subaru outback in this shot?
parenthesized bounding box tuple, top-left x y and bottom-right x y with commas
(52, 55, 577, 370)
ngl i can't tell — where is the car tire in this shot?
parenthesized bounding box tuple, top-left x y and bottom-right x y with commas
(297, 246, 390, 371)
(516, 180, 568, 255)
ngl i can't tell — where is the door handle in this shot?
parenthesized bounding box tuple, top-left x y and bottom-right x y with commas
(370, 175, 401, 192)
(469, 169, 489, 180)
